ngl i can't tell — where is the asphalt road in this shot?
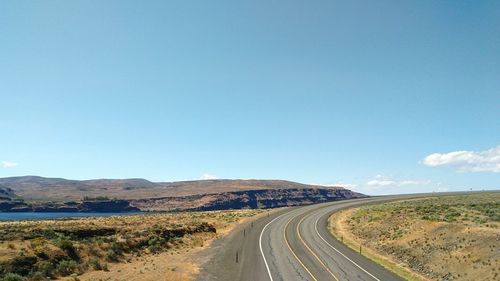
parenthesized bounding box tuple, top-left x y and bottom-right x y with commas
(199, 194, 452, 281)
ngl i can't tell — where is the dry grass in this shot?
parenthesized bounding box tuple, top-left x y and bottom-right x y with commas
(329, 192, 500, 281)
(0, 209, 264, 281)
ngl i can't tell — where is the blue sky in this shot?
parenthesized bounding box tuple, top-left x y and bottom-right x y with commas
(1, 0, 499, 195)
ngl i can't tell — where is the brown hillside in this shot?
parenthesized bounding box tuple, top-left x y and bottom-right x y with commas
(0, 176, 348, 201)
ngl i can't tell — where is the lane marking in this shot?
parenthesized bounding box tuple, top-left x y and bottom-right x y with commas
(314, 213, 381, 281)
(296, 214, 340, 281)
(260, 212, 289, 281)
(284, 216, 319, 281)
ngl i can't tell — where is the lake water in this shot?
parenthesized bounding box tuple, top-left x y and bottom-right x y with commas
(0, 212, 146, 221)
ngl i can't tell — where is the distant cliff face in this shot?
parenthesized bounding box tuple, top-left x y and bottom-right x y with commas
(194, 188, 367, 211)
(131, 188, 367, 211)
(0, 200, 139, 213)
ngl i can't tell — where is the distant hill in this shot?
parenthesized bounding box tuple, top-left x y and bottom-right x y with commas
(0, 176, 366, 211)
(0, 176, 352, 201)
(0, 184, 15, 199)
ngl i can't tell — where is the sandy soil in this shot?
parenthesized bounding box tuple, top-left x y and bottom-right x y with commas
(67, 243, 200, 281)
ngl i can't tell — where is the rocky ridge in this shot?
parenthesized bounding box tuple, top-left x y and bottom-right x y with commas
(0, 176, 366, 212)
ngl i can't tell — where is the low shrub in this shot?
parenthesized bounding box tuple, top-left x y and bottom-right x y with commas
(34, 260, 54, 277)
(7, 256, 37, 276)
(27, 272, 48, 281)
(105, 250, 118, 262)
(0, 273, 24, 281)
(56, 239, 79, 260)
(109, 242, 123, 254)
(89, 258, 102, 270)
(29, 238, 46, 249)
(56, 260, 80, 276)
(56, 239, 74, 252)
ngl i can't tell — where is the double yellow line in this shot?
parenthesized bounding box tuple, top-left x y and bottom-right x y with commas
(284, 212, 340, 281)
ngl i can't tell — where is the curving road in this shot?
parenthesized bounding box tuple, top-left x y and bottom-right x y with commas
(199, 195, 437, 281)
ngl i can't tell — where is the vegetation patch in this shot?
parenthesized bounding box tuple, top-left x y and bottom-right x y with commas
(329, 192, 500, 281)
(0, 209, 262, 280)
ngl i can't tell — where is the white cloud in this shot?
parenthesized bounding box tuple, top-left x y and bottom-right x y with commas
(364, 175, 430, 189)
(199, 173, 219, 180)
(422, 145, 500, 173)
(366, 175, 395, 188)
(309, 181, 358, 189)
(331, 182, 358, 189)
(400, 180, 430, 186)
(1, 161, 18, 168)
(366, 179, 395, 187)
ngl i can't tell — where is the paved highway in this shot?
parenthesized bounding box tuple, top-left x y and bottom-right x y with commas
(199, 195, 436, 281)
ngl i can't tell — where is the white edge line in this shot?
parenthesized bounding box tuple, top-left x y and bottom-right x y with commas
(314, 215, 381, 281)
(259, 212, 288, 281)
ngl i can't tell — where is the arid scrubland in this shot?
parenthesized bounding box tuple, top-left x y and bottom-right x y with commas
(330, 193, 500, 281)
(0, 210, 263, 281)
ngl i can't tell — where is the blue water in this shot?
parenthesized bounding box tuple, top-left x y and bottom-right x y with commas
(0, 212, 146, 221)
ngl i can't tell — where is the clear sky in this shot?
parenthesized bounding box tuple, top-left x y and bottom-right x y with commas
(1, 0, 499, 195)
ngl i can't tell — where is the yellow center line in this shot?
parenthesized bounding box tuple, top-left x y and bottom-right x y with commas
(284, 216, 319, 281)
(296, 214, 340, 281)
